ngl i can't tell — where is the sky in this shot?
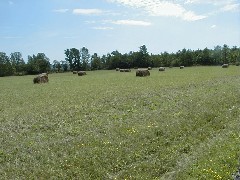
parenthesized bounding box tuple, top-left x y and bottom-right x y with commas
(0, 0, 240, 62)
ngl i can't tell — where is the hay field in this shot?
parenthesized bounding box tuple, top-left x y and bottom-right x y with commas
(0, 66, 240, 179)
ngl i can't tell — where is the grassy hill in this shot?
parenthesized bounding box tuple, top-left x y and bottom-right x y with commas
(0, 66, 239, 179)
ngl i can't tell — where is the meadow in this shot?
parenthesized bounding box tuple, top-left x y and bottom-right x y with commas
(0, 66, 239, 179)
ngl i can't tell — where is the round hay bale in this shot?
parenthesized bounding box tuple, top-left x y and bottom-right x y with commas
(33, 73, 49, 84)
(180, 66, 184, 69)
(136, 69, 150, 77)
(41, 73, 48, 76)
(40, 75, 48, 83)
(124, 69, 131, 72)
(73, 71, 78, 74)
(222, 64, 229, 68)
(116, 68, 120, 71)
(33, 76, 40, 84)
(148, 67, 152, 70)
(159, 67, 165, 71)
(78, 71, 87, 76)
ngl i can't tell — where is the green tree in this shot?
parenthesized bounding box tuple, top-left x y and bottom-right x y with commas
(80, 47, 90, 70)
(222, 44, 230, 64)
(53, 60, 61, 72)
(65, 49, 74, 70)
(26, 53, 50, 74)
(135, 45, 151, 68)
(91, 53, 102, 70)
(65, 48, 81, 70)
(229, 46, 240, 64)
(101, 54, 108, 69)
(109, 50, 122, 69)
(0, 52, 13, 76)
(211, 45, 222, 65)
(71, 48, 81, 70)
(10, 52, 25, 74)
(60, 60, 69, 72)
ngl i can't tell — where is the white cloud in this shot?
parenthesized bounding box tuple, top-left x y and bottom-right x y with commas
(85, 20, 97, 24)
(112, 19, 151, 26)
(221, 3, 240, 12)
(183, 0, 238, 6)
(53, 9, 69, 13)
(108, 0, 206, 21)
(73, 9, 103, 15)
(184, 0, 198, 4)
(92, 26, 114, 30)
(182, 11, 207, 21)
(211, 24, 216, 28)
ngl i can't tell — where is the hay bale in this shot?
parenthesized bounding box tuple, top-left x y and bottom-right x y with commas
(180, 66, 184, 69)
(148, 67, 152, 70)
(33, 73, 49, 84)
(136, 69, 150, 77)
(41, 73, 48, 76)
(73, 71, 78, 74)
(116, 68, 120, 71)
(33, 77, 39, 84)
(159, 67, 165, 71)
(222, 64, 229, 68)
(124, 69, 131, 72)
(120, 69, 131, 72)
(78, 71, 87, 76)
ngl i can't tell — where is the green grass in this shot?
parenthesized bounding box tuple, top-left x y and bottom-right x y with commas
(0, 66, 240, 179)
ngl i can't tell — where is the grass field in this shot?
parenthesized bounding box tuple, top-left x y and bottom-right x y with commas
(0, 66, 240, 179)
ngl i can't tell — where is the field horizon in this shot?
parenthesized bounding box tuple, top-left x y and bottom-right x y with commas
(0, 66, 240, 179)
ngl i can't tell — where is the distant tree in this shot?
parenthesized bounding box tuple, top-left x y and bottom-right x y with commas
(211, 45, 222, 65)
(70, 48, 81, 70)
(121, 53, 131, 68)
(53, 60, 61, 72)
(91, 53, 102, 70)
(204, 48, 212, 65)
(26, 53, 50, 74)
(151, 54, 162, 67)
(109, 50, 123, 69)
(161, 51, 171, 67)
(136, 45, 151, 68)
(222, 44, 230, 64)
(229, 46, 237, 64)
(64, 44, 239, 70)
(101, 54, 108, 69)
(10, 52, 25, 74)
(60, 60, 69, 71)
(65, 47, 90, 71)
(0, 52, 13, 76)
(80, 47, 90, 70)
(65, 49, 74, 70)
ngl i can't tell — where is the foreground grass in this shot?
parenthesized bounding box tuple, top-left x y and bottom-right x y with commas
(0, 66, 239, 179)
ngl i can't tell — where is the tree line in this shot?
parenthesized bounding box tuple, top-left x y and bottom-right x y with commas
(0, 44, 239, 77)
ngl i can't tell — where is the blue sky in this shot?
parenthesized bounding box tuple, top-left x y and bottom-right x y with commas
(1, 0, 240, 62)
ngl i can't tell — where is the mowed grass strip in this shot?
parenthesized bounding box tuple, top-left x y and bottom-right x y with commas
(0, 66, 239, 179)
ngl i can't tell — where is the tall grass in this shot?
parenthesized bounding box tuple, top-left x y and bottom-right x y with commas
(0, 66, 239, 179)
